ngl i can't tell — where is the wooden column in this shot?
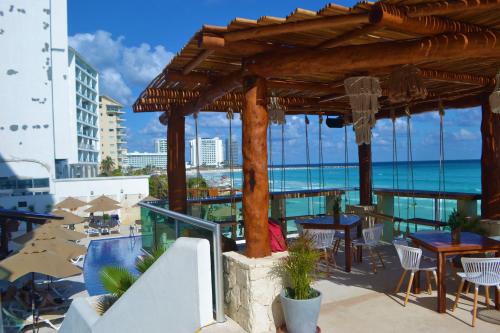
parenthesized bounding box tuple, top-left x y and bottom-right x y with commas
(481, 98, 500, 219)
(167, 111, 187, 214)
(358, 143, 373, 205)
(242, 76, 271, 258)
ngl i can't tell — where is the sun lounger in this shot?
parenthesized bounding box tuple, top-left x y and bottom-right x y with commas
(3, 307, 65, 331)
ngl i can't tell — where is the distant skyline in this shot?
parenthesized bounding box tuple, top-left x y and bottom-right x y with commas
(67, 0, 482, 163)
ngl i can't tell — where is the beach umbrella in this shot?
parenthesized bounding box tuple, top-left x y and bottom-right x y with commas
(0, 242, 82, 332)
(54, 197, 87, 210)
(47, 209, 85, 226)
(13, 225, 85, 244)
(88, 195, 119, 206)
(23, 238, 86, 261)
(133, 195, 159, 208)
(84, 202, 121, 213)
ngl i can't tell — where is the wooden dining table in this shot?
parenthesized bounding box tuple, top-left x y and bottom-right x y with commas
(296, 214, 362, 273)
(409, 231, 500, 313)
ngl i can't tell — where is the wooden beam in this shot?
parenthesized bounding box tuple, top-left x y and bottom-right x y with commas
(481, 95, 500, 218)
(358, 144, 373, 205)
(242, 76, 271, 258)
(167, 111, 187, 214)
(419, 69, 495, 86)
(224, 13, 370, 42)
(369, 3, 487, 35)
(163, 70, 211, 85)
(182, 50, 214, 74)
(199, 34, 289, 55)
(316, 24, 380, 49)
(404, 0, 500, 17)
(247, 31, 500, 77)
(178, 71, 243, 116)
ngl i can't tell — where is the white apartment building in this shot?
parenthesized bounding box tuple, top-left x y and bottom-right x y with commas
(225, 138, 239, 166)
(126, 152, 167, 169)
(68, 47, 100, 178)
(190, 137, 224, 167)
(154, 138, 167, 153)
(99, 96, 127, 168)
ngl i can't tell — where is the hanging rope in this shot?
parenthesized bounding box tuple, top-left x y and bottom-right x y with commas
(438, 103, 447, 222)
(391, 110, 401, 220)
(405, 107, 417, 233)
(344, 125, 351, 207)
(281, 122, 286, 194)
(227, 110, 237, 223)
(269, 123, 275, 193)
(193, 112, 202, 203)
(304, 115, 313, 215)
(318, 114, 325, 213)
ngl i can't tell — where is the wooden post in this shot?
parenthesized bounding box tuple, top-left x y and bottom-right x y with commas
(481, 98, 500, 219)
(358, 143, 373, 206)
(167, 111, 187, 214)
(242, 76, 271, 258)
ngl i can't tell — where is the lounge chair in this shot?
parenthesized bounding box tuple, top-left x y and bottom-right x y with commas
(71, 254, 85, 265)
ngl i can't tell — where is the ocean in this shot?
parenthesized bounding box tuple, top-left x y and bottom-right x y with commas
(197, 159, 481, 223)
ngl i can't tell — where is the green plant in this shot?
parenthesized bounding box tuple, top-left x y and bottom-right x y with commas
(447, 210, 488, 235)
(103, 214, 110, 222)
(275, 234, 321, 300)
(135, 246, 166, 274)
(100, 156, 116, 176)
(332, 196, 342, 214)
(149, 175, 168, 199)
(187, 176, 208, 189)
(95, 295, 118, 315)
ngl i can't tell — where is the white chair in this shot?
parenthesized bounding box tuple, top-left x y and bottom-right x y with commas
(393, 243, 437, 306)
(452, 257, 500, 327)
(352, 224, 385, 273)
(306, 229, 337, 273)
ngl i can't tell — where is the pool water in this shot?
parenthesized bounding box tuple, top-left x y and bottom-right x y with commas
(84, 236, 143, 296)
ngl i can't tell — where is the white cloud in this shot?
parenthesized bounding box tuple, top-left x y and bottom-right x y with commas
(69, 30, 173, 104)
(453, 128, 477, 141)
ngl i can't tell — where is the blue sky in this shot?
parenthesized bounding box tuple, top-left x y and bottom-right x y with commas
(67, 0, 482, 163)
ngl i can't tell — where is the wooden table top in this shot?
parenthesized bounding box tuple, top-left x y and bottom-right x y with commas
(409, 231, 500, 253)
(297, 215, 361, 229)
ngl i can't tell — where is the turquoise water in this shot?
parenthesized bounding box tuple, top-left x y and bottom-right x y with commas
(84, 236, 143, 296)
(200, 159, 481, 223)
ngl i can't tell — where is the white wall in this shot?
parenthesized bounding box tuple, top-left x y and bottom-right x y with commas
(0, 0, 65, 183)
(59, 238, 214, 333)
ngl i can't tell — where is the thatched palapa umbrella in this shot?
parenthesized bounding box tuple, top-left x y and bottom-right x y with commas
(88, 195, 119, 206)
(47, 209, 85, 227)
(54, 197, 87, 211)
(13, 225, 85, 244)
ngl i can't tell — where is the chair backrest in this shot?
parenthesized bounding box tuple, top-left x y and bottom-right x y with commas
(461, 257, 500, 286)
(362, 224, 384, 245)
(394, 244, 422, 271)
(295, 220, 304, 235)
(306, 229, 336, 250)
(392, 238, 409, 246)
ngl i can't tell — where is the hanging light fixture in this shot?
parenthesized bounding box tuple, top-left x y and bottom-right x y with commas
(344, 76, 382, 145)
(387, 64, 427, 104)
(489, 73, 500, 114)
(268, 95, 286, 125)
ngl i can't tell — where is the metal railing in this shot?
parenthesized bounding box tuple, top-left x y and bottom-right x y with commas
(138, 202, 225, 323)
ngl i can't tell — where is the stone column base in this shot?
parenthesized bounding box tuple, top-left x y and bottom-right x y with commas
(223, 251, 288, 333)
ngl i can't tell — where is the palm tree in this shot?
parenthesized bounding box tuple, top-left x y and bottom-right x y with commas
(100, 156, 115, 176)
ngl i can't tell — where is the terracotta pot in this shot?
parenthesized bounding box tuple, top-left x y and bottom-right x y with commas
(451, 228, 461, 243)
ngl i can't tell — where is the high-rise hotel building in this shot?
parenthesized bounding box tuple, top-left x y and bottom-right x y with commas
(99, 96, 127, 168)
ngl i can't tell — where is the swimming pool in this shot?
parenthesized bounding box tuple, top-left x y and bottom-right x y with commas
(84, 236, 143, 296)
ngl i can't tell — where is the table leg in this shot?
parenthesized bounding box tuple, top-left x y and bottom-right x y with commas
(496, 251, 500, 310)
(345, 227, 351, 273)
(413, 271, 421, 294)
(437, 252, 447, 313)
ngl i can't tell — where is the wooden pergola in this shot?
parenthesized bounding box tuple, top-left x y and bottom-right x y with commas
(134, 0, 500, 258)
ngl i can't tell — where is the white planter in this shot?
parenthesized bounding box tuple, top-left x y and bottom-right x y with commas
(280, 289, 322, 333)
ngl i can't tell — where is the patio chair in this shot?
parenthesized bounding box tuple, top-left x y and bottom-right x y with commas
(393, 243, 437, 306)
(452, 257, 500, 327)
(352, 224, 385, 273)
(306, 229, 337, 273)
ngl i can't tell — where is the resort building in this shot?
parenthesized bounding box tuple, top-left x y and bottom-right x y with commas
(126, 152, 167, 169)
(225, 137, 239, 166)
(189, 137, 225, 167)
(68, 47, 100, 178)
(154, 138, 167, 153)
(99, 96, 127, 168)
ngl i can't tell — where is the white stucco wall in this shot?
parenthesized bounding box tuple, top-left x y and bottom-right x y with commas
(59, 238, 214, 333)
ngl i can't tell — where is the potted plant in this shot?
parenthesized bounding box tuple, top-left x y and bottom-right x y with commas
(447, 210, 487, 243)
(276, 234, 322, 333)
(332, 196, 342, 224)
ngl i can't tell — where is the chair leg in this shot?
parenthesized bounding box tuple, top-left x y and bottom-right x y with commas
(404, 272, 415, 306)
(368, 248, 377, 273)
(395, 270, 407, 293)
(425, 271, 432, 295)
(452, 279, 464, 312)
(484, 285, 490, 308)
(432, 270, 438, 288)
(472, 286, 479, 327)
(374, 248, 385, 269)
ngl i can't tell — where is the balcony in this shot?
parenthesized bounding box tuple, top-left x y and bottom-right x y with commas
(78, 143, 98, 151)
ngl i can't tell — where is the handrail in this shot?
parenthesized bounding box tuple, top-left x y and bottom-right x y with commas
(138, 202, 225, 323)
